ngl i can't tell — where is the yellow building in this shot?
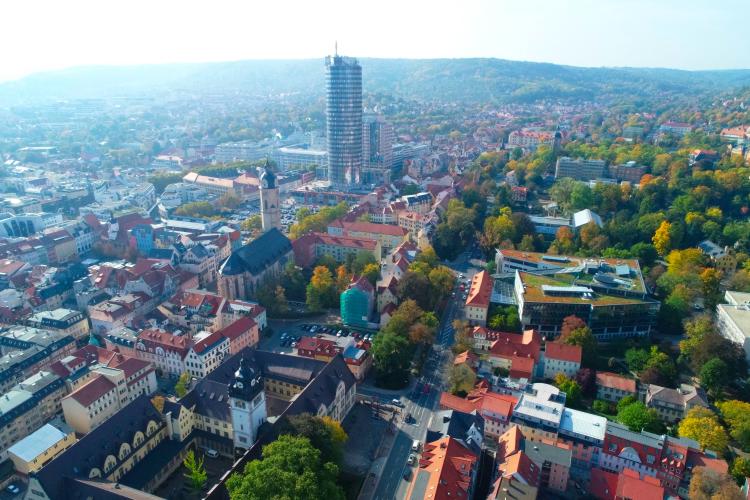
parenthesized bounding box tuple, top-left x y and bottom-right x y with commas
(7, 420, 76, 474)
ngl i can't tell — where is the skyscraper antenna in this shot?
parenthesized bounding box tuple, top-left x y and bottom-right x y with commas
(335, 41, 338, 56)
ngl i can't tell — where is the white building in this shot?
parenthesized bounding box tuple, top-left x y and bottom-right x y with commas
(716, 290, 750, 362)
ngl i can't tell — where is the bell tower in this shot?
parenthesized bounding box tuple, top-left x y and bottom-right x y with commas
(259, 163, 281, 232)
(228, 356, 267, 449)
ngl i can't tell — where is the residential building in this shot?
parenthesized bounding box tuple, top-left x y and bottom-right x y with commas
(185, 330, 230, 379)
(541, 342, 582, 379)
(326, 54, 363, 189)
(26, 308, 90, 341)
(327, 220, 408, 251)
(295, 335, 372, 381)
(217, 228, 293, 300)
(7, 419, 76, 474)
(499, 425, 572, 492)
(0, 371, 67, 459)
(659, 121, 693, 136)
(590, 467, 665, 500)
(0, 327, 76, 393)
(510, 383, 566, 442)
(558, 408, 607, 480)
(404, 436, 480, 500)
(508, 130, 554, 150)
(439, 387, 517, 440)
(608, 161, 646, 184)
(292, 232, 381, 268)
(275, 146, 328, 172)
(27, 395, 169, 499)
(643, 383, 708, 423)
(595, 372, 637, 402)
(555, 157, 607, 181)
(474, 327, 541, 381)
(698, 240, 737, 276)
(465, 270, 493, 326)
(716, 290, 750, 362)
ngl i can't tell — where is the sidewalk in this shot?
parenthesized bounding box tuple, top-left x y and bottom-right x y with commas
(356, 423, 397, 500)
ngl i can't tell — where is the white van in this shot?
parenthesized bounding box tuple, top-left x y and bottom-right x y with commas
(411, 440, 420, 452)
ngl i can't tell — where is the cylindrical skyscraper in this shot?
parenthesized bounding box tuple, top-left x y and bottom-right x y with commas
(325, 54, 362, 190)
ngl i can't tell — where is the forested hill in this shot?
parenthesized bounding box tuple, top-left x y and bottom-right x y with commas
(2, 58, 750, 105)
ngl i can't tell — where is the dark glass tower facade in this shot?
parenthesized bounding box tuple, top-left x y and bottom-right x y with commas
(325, 55, 362, 189)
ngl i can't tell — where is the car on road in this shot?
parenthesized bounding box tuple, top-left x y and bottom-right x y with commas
(6, 484, 20, 495)
(412, 440, 421, 452)
(407, 454, 416, 466)
(391, 398, 404, 407)
(204, 448, 219, 458)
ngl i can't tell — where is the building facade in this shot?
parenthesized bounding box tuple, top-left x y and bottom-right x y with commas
(326, 54, 363, 189)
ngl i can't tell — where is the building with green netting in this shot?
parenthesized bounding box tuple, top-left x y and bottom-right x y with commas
(340, 276, 374, 328)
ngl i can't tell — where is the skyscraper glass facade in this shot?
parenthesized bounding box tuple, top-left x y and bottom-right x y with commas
(325, 55, 362, 189)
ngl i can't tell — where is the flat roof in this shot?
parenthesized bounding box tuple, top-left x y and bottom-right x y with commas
(7, 422, 70, 461)
(717, 303, 750, 338)
(559, 408, 606, 441)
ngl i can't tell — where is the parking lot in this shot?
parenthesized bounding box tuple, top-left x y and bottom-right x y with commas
(261, 319, 376, 354)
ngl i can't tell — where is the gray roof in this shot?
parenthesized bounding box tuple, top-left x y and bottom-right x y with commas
(427, 409, 484, 456)
(522, 439, 572, 468)
(31, 395, 164, 500)
(219, 228, 291, 276)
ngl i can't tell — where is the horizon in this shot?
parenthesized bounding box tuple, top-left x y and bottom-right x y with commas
(2, 0, 749, 83)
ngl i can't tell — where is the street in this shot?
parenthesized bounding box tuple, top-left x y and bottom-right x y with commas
(366, 251, 483, 500)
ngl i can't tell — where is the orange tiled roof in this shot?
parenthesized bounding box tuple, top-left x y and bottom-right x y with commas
(465, 270, 492, 308)
(545, 342, 582, 364)
(595, 371, 636, 393)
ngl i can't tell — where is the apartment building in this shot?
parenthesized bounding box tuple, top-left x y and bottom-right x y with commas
(554, 157, 607, 181)
(26, 308, 90, 341)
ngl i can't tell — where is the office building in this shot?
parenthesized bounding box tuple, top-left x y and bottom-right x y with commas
(555, 157, 607, 181)
(361, 113, 393, 185)
(325, 54, 363, 189)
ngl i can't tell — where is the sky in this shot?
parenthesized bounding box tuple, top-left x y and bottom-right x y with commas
(1, 0, 748, 82)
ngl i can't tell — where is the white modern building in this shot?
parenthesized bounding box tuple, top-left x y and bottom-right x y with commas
(716, 290, 750, 361)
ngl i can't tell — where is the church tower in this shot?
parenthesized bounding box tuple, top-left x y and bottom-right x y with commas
(259, 164, 281, 232)
(228, 356, 267, 450)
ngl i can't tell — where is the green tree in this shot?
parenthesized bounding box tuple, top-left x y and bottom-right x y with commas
(362, 263, 380, 286)
(700, 358, 729, 397)
(559, 323, 597, 367)
(732, 457, 750, 484)
(175, 372, 190, 398)
(652, 220, 673, 256)
(306, 266, 336, 311)
(277, 414, 347, 465)
(553, 374, 582, 408)
(226, 435, 344, 500)
(148, 172, 184, 194)
(371, 332, 412, 389)
(241, 215, 262, 234)
(183, 449, 208, 492)
(616, 400, 664, 433)
(449, 363, 476, 396)
(717, 401, 750, 451)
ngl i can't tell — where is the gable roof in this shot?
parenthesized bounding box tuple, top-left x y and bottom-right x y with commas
(219, 228, 291, 276)
(544, 342, 582, 364)
(596, 371, 637, 393)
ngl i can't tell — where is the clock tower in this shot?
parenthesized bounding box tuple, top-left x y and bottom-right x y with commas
(259, 164, 281, 232)
(228, 356, 267, 450)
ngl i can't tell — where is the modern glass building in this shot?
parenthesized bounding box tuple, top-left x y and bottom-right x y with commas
(325, 54, 362, 189)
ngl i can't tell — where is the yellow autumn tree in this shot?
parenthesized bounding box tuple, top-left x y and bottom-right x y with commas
(678, 407, 729, 452)
(652, 220, 672, 256)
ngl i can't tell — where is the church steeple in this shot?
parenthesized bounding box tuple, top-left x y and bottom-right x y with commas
(229, 354, 267, 450)
(259, 162, 281, 233)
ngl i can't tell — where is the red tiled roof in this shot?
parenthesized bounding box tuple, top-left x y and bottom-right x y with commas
(509, 356, 535, 379)
(192, 330, 226, 354)
(314, 232, 379, 250)
(545, 342, 582, 364)
(596, 371, 637, 393)
(484, 328, 541, 362)
(590, 467, 619, 500)
(465, 270, 492, 308)
(216, 316, 257, 341)
(137, 329, 191, 357)
(67, 374, 116, 407)
(408, 437, 478, 500)
(616, 468, 664, 500)
(439, 390, 517, 420)
(334, 220, 408, 237)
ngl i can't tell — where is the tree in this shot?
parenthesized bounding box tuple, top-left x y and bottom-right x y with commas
(277, 414, 347, 465)
(575, 368, 597, 397)
(397, 271, 433, 310)
(175, 372, 190, 398)
(449, 364, 477, 396)
(452, 320, 473, 354)
(217, 193, 241, 210)
(700, 358, 730, 397)
(335, 265, 350, 293)
(560, 316, 587, 338)
(362, 263, 380, 286)
(428, 266, 455, 301)
(554, 374, 582, 408)
(174, 201, 218, 218)
(652, 220, 673, 256)
(732, 457, 750, 484)
(351, 251, 377, 275)
(717, 400, 750, 451)
(306, 266, 336, 311)
(274, 285, 289, 314)
(371, 332, 412, 389)
(559, 322, 597, 367)
(700, 268, 723, 313)
(184, 449, 208, 492)
(689, 467, 744, 500)
(226, 435, 344, 500)
(617, 400, 664, 433)
(678, 407, 729, 452)
(624, 348, 650, 372)
(241, 215, 262, 235)
(409, 323, 434, 345)
(148, 172, 184, 194)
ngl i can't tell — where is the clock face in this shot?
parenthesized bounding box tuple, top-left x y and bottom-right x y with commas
(236, 381, 244, 389)
(261, 178, 269, 189)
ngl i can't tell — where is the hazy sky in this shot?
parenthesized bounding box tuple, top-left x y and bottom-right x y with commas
(2, 0, 748, 82)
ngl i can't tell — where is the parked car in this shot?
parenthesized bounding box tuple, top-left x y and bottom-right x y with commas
(407, 454, 416, 466)
(204, 448, 219, 458)
(391, 398, 403, 407)
(6, 484, 20, 495)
